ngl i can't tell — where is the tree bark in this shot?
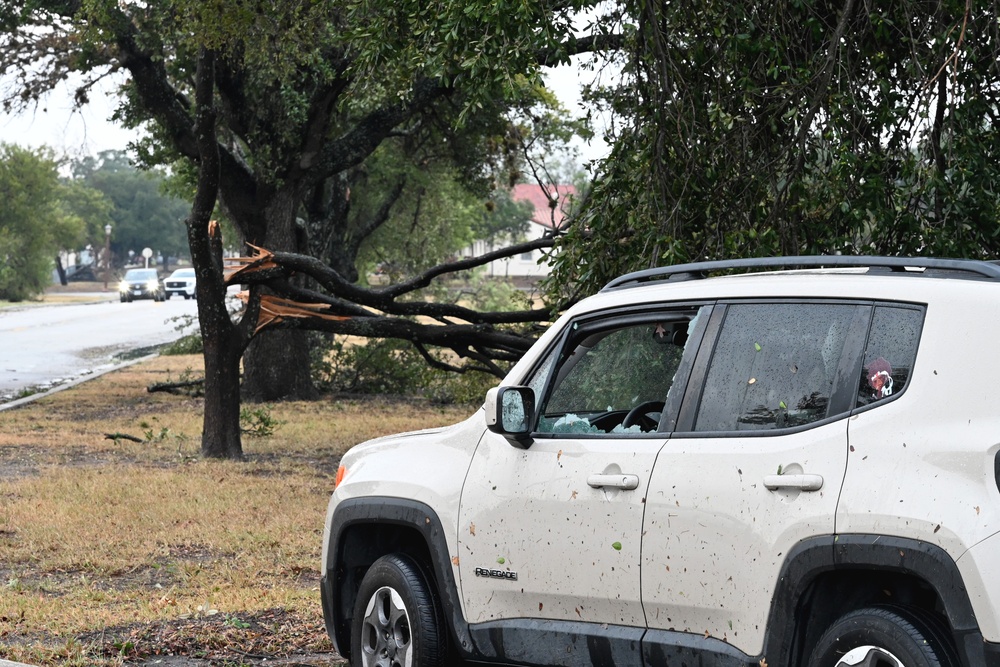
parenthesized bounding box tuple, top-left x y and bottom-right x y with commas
(201, 331, 245, 458)
(242, 330, 318, 402)
(187, 47, 254, 459)
(54, 255, 68, 285)
(240, 186, 318, 402)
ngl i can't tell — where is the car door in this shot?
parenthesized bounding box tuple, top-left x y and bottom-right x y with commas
(458, 306, 711, 631)
(640, 301, 870, 658)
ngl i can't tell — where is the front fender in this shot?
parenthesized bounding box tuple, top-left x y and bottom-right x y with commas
(322, 497, 473, 659)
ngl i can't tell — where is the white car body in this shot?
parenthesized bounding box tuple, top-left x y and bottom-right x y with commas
(321, 257, 1000, 667)
(164, 268, 196, 299)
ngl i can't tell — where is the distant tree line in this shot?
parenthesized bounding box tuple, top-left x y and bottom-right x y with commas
(0, 146, 189, 301)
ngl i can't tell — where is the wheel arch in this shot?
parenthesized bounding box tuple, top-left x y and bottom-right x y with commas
(762, 534, 988, 666)
(321, 497, 471, 662)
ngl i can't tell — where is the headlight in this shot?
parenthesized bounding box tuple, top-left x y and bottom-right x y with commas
(118, 281, 129, 293)
(146, 280, 159, 291)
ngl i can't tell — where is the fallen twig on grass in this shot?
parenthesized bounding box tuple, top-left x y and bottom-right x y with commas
(147, 379, 205, 397)
(104, 432, 144, 443)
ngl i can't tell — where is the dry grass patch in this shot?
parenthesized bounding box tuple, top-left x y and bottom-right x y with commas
(0, 354, 472, 665)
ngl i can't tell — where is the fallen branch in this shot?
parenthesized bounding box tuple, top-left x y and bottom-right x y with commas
(147, 379, 206, 396)
(104, 433, 144, 443)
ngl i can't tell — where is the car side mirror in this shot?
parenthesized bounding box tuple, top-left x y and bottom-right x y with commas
(484, 386, 535, 449)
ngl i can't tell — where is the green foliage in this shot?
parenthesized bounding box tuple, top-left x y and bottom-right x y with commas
(311, 337, 497, 405)
(161, 313, 204, 356)
(161, 334, 203, 356)
(70, 151, 191, 267)
(239, 405, 285, 438)
(354, 150, 535, 281)
(312, 337, 430, 396)
(55, 179, 115, 252)
(343, 0, 587, 123)
(548, 0, 1000, 301)
(0, 144, 79, 301)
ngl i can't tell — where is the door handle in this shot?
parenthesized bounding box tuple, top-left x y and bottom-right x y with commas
(763, 474, 824, 491)
(587, 474, 639, 490)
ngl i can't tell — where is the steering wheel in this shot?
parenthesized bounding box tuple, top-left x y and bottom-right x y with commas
(622, 400, 665, 431)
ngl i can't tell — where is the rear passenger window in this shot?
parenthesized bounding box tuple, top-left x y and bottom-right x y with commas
(694, 303, 858, 432)
(857, 306, 923, 407)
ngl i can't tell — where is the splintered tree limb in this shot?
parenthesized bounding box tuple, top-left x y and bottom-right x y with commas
(223, 241, 560, 325)
(217, 237, 563, 376)
(224, 246, 281, 285)
(248, 293, 352, 333)
(273, 279, 550, 326)
(265, 312, 535, 361)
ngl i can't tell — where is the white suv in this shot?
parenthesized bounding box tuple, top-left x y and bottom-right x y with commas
(321, 256, 1000, 667)
(164, 267, 197, 299)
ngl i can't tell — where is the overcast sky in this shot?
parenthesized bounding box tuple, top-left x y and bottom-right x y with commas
(0, 61, 609, 165)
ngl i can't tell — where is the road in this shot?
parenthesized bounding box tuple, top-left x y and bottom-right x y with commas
(0, 295, 200, 401)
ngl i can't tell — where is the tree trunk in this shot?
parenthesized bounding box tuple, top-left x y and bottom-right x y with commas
(201, 327, 245, 459)
(187, 46, 249, 460)
(242, 330, 318, 402)
(240, 186, 317, 402)
(54, 255, 68, 285)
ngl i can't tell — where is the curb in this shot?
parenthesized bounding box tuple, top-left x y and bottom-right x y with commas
(0, 353, 159, 413)
(1, 660, 38, 667)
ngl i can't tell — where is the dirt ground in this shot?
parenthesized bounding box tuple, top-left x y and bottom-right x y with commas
(0, 437, 346, 666)
(81, 608, 342, 666)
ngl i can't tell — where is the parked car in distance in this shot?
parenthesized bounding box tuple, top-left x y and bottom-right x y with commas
(65, 264, 97, 281)
(164, 268, 197, 300)
(118, 268, 164, 302)
(321, 255, 1000, 667)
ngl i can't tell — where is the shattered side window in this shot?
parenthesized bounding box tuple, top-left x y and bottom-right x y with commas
(694, 303, 857, 432)
(534, 309, 705, 435)
(857, 306, 923, 407)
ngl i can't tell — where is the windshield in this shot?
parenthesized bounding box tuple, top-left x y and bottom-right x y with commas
(125, 269, 158, 280)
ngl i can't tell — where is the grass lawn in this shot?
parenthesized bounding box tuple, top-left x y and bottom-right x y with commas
(0, 353, 471, 666)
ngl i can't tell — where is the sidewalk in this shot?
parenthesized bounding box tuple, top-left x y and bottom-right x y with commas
(42, 281, 119, 304)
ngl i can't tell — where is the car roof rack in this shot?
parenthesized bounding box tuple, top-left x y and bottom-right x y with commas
(601, 255, 1000, 291)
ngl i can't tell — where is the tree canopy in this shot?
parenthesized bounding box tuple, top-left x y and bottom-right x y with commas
(0, 143, 89, 300)
(71, 151, 191, 268)
(0, 0, 602, 457)
(550, 0, 1000, 298)
(7, 0, 995, 459)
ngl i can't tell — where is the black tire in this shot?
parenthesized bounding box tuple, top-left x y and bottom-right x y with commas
(809, 606, 959, 667)
(119, 294, 128, 303)
(351, 553, 446, 667)
(165, 292, 172, 300)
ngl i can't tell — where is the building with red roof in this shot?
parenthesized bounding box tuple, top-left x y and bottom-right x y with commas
(464, 183, 577, 281)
